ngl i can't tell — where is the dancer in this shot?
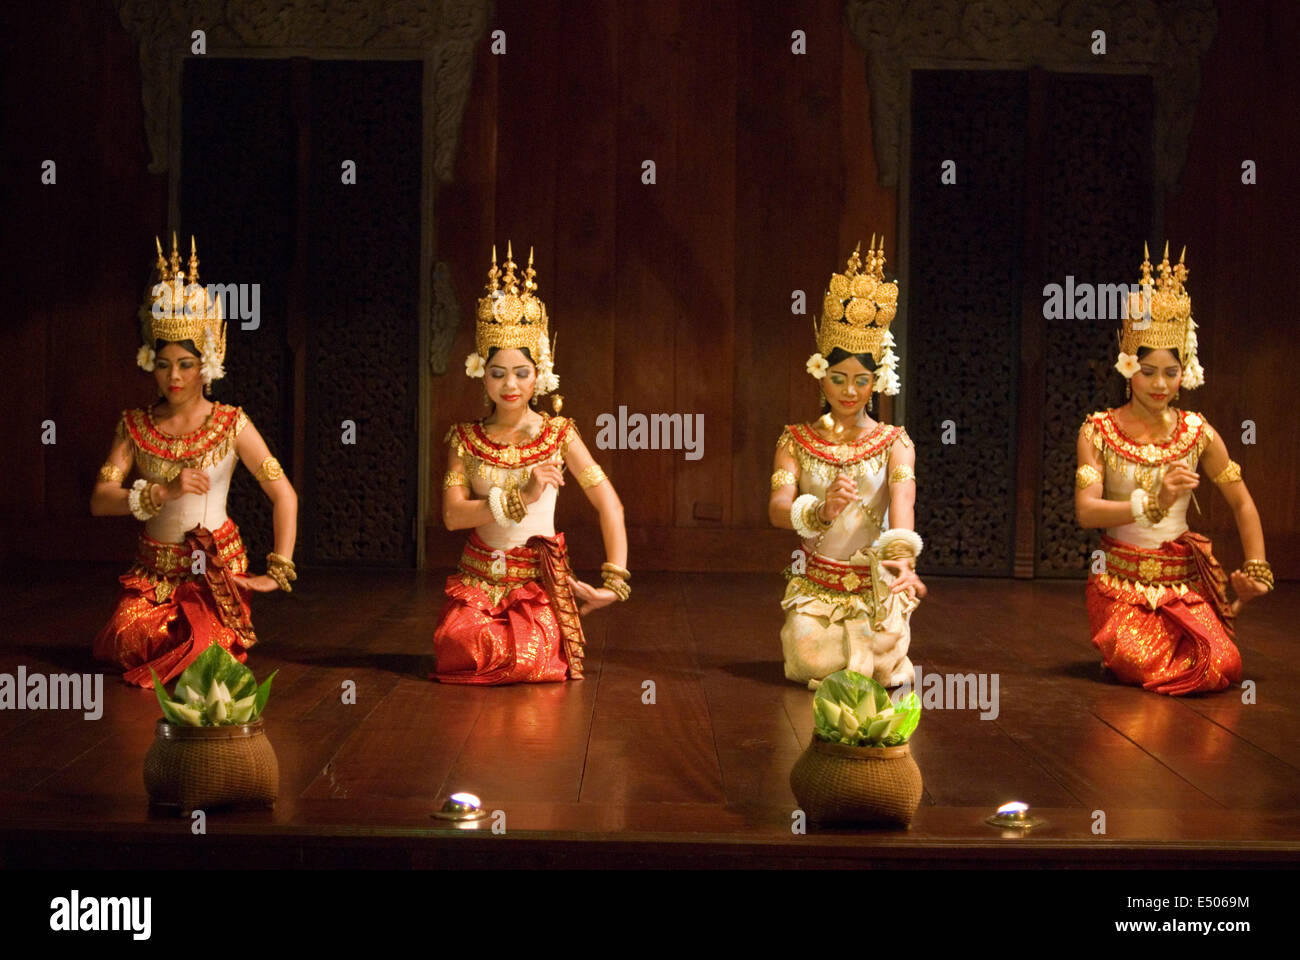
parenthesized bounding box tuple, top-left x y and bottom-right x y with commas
(92, 235, 298, 687)
(771, 238, 926, 691)
(432, 244, 628, 684)
(1075, 243, 1270, 694)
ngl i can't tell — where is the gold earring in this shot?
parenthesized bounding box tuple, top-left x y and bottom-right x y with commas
(482, 391, 493, 410)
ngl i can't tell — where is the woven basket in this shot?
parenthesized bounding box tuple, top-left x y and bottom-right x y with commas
(143, 718, 278, 814)
(790, 738, 922, 827)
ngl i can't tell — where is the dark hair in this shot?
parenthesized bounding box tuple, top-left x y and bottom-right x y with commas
(818, 348, 878, 414)
(154, 339, 202, 358)
(1136, 346, 1180, 363)
(486, 346, 534, 365)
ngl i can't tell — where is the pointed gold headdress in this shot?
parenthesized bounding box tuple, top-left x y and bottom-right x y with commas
(136, 233, 226, 383)
(466, 242, 558, 395)
(1116, 242, 1203, 389)
(808, 236, 901, 395)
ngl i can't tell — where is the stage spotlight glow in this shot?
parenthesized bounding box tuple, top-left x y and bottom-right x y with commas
(433, 791, 488, 821)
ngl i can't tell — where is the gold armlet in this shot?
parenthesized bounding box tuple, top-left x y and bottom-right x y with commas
(770, 469, 797, 490)
(98, 463, 126, 484)
(1075, 465, 1102, 490)
(254, 456, 284, 482)
(443, 471, 469, 489)
(1211, 460, 1242, 484)
(578, 464, 609, 489)
(888, 465, 915, 485)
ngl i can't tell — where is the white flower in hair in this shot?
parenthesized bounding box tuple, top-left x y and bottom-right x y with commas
(537, 371, 560, 394)
(806, 353, 829, 379)
(136, 345, 156, 371)
(1114, 352, 1140, 378)
(465, 352, 486, 378)
(1183, 355, 1204, 390)
(877, 368, 901, 395)
(878, 345, 898, 371)
(200, 329, 225, 383)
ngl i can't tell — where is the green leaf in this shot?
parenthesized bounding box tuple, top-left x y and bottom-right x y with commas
(152, 668, 189, 725)
(251, 670, 278, 720)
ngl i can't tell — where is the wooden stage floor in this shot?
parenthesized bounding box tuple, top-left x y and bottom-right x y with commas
(2, 567, 1299, 869)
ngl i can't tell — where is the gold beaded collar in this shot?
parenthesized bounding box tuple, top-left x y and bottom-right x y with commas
(1083, 408, 1210, 467)
(780, 421, 906, 467)
(445, 413, 576, 469)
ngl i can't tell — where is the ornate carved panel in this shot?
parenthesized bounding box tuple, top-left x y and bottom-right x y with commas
(180, 59, 295, 563)
(304, 60, 422, 565)
(908, 70, 1026, 575)
(115, 0, 490, 182)
(844, 0, 1215, 191)
(1035, 72, 1154, 576)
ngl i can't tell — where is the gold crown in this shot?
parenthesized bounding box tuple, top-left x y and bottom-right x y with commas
(474, 241, 549, 358)
(138, 233, 225, 364)
(1121, 241, 1192, 355)
(817, 236, 898, 361)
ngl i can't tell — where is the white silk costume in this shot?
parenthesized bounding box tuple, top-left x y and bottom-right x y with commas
(777, 422, 919, 689)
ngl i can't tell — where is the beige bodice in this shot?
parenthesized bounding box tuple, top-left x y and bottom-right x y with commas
(118, 402, 248, 544)
(1081, 408, 1215, 549)
(446, 413, 579, 551)
(777, 421, 910, 561)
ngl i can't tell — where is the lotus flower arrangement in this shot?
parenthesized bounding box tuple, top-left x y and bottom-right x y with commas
(151, 644, 276, 727)
(143, 644, 280, 813)
(812, 669, 920, 747)
(791, 669, 924, 826)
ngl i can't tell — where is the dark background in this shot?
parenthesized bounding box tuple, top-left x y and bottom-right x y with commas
(3, 0, 1296, 578)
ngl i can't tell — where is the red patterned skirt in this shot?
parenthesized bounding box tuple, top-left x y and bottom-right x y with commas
(432, 531, 586, 685)
(93, 519, 257, 688)
(1086, 532, 1241, 695)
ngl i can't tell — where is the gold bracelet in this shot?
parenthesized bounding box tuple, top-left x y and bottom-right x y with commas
(443, 471, 469, 489)
(266, 552, 297, 593)
(504, 487, 527, 523)
(1144, 497, 1168, 524)
(1242, 559, 1274, 591)
(600, 562, 631, 582)
(98, 463, 126, 484)
(1211, 460, 1242, 484)
(888, 464, 915, 485)
(804, 498, 830, 534)
(770, 469, 797, 490)
(601, 574, 631, 601)
(254, 456, 284, 482)
(1075, 465, 1102, 490)
(577, 464, 609, 489)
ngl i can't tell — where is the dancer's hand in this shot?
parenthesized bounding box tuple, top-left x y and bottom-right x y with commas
(237, 574, 280, 593)
(1157, 464, 1198, 510)
(569, 576, 617, 615)
(823, 473, 858, 521)
(163, 467, 210, 501)
(523, 463, 565, 504)
(881, 559, 927, 599)
(1229, 569, 1269, 614)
